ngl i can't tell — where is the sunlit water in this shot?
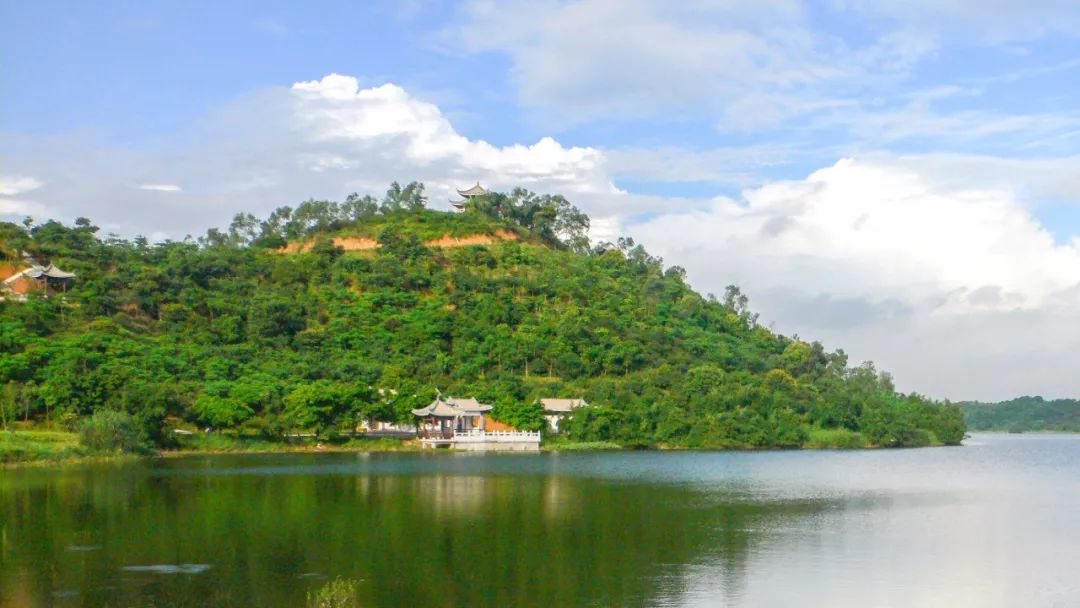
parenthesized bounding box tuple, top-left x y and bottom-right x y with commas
(1, 433, 1078, 607)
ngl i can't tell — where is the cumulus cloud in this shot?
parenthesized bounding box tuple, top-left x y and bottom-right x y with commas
(626, 158, 1080, 399)
(289, 74, 616, 193)
(0, 74, 620, 237)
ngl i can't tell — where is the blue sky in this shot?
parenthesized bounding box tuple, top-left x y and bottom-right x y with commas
(3, 0, 1080, 400)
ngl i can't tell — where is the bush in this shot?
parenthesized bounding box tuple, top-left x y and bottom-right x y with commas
(308, 578, 357, 608)
(78, 410, 150, 454)
(806, 427, 868, 449)
(490, 399, 545, 432)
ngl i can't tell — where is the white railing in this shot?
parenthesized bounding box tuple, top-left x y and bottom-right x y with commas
(451, 429, 541, 443)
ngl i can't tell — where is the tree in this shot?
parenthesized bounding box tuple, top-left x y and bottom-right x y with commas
(490, 398, 545, 432)
(284, 381, 373, 437)
(192, 393, 254, 429)
(723, 285, 758, 328)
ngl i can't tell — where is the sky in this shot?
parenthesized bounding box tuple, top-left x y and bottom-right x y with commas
(2, 0, 1080, 401)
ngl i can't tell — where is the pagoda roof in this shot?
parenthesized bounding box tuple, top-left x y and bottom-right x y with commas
(457, 182, 488, 197)
(412, 396, 492, 417)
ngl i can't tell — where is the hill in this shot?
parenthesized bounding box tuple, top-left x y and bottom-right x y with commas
(963, 397, 1080, 432)
(0, 182, 964, 450)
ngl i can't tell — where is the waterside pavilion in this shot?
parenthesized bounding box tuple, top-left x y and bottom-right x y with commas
(412, 396, 540, 451)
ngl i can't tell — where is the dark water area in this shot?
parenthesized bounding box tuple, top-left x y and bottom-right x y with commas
(2, 434, 1078, 607)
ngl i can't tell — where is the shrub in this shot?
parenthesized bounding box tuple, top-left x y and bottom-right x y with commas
(308, 578, 358, 608)
(490, 398, 545, 432)
(806, 427, 868, 449)
(78, 410, 150, 454)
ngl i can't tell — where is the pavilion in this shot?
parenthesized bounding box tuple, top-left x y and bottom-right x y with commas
(1, 263, 76, 298)
(412, 395, 540, 451)
(449, 182, 488, 210)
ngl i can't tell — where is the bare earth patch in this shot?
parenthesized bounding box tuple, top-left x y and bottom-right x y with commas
(279, 230, 517, 253)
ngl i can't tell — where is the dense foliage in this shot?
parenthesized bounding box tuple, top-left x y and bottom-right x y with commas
(0, 183, 964, 448)
(964, 397, 1080, 432)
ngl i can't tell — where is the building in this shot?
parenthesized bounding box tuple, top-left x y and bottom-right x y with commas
(362, 419, 416, 435)
(412, 395, 540, 451)
(540, 398, 588, 433)
(449, 182, 489, 210)
(1, 262, 76, 299)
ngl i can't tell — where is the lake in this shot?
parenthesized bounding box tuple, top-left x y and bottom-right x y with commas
(2, 433, 1078, 607)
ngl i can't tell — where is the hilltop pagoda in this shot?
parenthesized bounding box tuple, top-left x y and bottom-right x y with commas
(450, 182, 488, 210)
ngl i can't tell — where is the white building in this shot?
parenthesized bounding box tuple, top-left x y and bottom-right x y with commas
(540, 398, 588, 433)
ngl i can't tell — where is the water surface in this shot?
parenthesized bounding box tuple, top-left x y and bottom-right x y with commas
(2, 434, 1078, 607)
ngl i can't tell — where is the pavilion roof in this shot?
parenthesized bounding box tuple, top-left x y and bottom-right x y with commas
(411, 396, 492, 417)
(457, 183, 488, 197)
(3, 264, 76, 283)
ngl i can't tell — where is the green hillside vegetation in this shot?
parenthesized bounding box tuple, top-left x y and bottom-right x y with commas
(0, 182, 964, 456)
(963, 397, 1080, 432)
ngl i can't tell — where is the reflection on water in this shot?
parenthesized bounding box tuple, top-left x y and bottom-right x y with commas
(2, 435, 1079, 607)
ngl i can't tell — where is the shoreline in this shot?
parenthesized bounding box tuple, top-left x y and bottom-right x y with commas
(1, 435, 967, 468)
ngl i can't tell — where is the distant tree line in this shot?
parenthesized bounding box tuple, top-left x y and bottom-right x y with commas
(964, 397, 1080, 432)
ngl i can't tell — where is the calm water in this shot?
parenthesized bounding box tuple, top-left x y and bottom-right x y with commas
(2, 434, 1078, 607)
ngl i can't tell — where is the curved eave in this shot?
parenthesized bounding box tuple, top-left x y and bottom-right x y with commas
(456, 183, 488, 196)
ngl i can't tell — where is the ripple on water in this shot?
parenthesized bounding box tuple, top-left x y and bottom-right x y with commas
(121, 564, 212, 574)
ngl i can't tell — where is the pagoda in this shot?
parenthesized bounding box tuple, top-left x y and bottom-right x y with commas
(450, 182, 488, 210)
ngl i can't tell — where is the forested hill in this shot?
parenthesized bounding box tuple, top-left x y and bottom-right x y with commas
(963, 397, 1080, 432)
(0, 182, 964, 449)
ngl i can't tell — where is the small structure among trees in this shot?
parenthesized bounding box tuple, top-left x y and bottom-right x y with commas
(540, 398, 588, 433)
(1, 260, 76, 299)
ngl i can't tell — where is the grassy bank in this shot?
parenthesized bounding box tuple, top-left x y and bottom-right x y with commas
(168, 432, 422, 455)
(541, 437, 623, 451)
(0, 430, 85, 464)
(1, 427, 425, 466)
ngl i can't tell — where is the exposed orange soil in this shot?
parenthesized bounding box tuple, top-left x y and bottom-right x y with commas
(279, 230, 517, 253)
(425, 229, 518, 247)
(0, 263, 20, 281)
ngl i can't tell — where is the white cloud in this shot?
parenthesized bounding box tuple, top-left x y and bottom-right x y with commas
(627, 158, 1080, 399)
(136, 183, 183, 192)
(445, 0, 847, 125)
(0, 175, 46, 219)
(0, 74, 620, 237)
(0, 175, 43, 196)
(289, 74, 616, 193)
